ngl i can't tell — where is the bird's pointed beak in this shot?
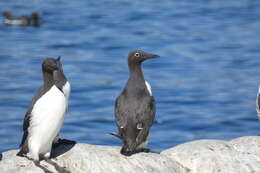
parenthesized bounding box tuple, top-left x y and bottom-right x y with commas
(56, 56, 61, 61)
(144, 53, 160, 60)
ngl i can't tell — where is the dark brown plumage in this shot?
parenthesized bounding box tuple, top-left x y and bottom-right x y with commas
(113, 50, 159, 156)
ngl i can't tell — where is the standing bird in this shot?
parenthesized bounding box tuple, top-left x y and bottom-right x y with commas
(17, 57, 68, 165)
(112, 50, 159, 156)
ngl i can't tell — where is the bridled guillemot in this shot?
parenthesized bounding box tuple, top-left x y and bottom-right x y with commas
(111, 50, 159, 156)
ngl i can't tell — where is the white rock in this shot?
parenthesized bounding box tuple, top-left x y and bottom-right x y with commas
(162, 136, 260, 173)
(1, 136, 260, 173)
(0, 143, 185, 173)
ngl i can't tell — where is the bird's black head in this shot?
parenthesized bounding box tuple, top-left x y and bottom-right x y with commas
(31, 12, 40, 26)
(42, 58, 58, 73)
(2, 11, 12, 19)
(120, 135, 136, 156)
(119, 124, 141, 156)
(128, 50, 160, 65)
(31, 12, 39, 19)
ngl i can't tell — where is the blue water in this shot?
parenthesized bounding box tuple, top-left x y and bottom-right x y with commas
(0, 0, 260, 153)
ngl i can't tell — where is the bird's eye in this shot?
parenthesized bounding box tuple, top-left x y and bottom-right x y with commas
(134, 52, 140, 57)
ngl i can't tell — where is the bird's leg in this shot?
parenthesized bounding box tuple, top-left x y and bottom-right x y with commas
(33, 160, 53, 173)
(43, 157, 70, 173)
(24, 156, 52, 173)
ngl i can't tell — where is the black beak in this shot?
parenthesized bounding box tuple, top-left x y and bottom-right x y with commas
(56, 56, 61, 61)
(144, 53, 160, 60)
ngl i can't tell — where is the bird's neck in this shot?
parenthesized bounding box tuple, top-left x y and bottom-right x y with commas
(126, 63, 146, 96)
(128, 63, 145, 82)
(54, 70, 67, 83)
(43, 71, 54, 88)
(53, 70, 67, 91)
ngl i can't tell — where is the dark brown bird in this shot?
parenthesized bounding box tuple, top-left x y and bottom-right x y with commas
(111, 50, 159, 156)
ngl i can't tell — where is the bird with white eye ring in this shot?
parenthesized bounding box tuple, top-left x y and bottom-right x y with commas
(134, 52, 140, 57)
(110, 50, 160, 156)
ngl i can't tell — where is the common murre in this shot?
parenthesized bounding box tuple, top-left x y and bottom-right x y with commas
(2, 11, 40, 27)
(17, 58, 69, 171)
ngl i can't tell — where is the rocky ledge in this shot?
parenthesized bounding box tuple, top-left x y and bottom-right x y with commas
(0, 136, 260, 173)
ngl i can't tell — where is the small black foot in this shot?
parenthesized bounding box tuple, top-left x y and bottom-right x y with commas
(33, 160, 53, 173)
(140, 148, 160, 154)
(44, 158, 70, 173)
(121, 148, 160, 156)
(23, 156, 52, 173)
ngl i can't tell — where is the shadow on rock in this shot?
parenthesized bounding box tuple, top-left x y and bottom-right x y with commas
(0, 153, 2, 161)
(136, 148, 160, 155)
(51, 139, 76, 158)
(122, 148, 160, 156)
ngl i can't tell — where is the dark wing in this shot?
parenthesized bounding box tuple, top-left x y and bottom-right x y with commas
(135, 96, 156, 146)
(115, 94, 128, 136)
(18, 86, 45, 153)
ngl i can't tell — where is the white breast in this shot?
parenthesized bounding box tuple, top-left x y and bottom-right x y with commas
(145, 81, 152, 96)
(28, 85, 67, 159)
(4, 19, 24, 25)
(62, 81, 71, 105)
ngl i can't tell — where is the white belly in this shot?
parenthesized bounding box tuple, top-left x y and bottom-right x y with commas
(28, 86, 66, 158)
(4, 19, 24, 25)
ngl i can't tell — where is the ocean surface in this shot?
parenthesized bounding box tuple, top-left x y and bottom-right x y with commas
(0, 0, 260, 153)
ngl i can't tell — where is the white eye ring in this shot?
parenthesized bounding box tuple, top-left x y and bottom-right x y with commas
(134, 52, 140, 57)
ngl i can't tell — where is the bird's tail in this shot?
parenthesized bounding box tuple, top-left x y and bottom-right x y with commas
(109, 132, 122, 139)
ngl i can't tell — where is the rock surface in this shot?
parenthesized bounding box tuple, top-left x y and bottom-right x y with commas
(0, 136, 260, 173)
(162, 136, 260, 173)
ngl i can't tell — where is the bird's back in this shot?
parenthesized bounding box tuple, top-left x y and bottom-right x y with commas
(115, 86, 156, 136)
